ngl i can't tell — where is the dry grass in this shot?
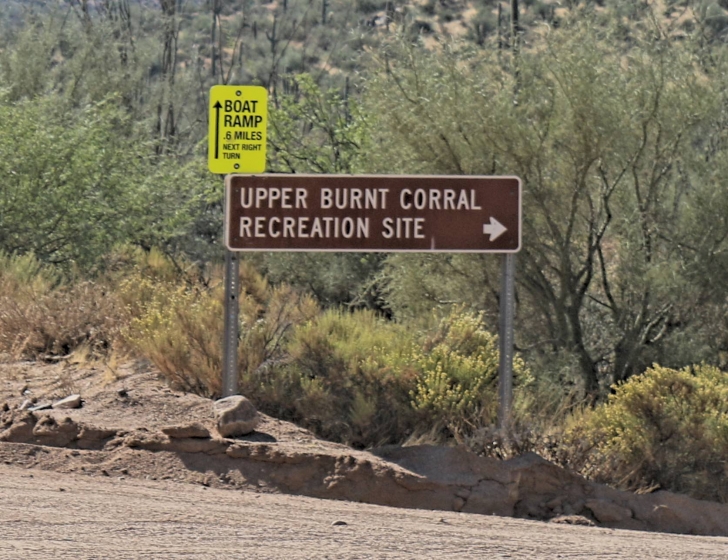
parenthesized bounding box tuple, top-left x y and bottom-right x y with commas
(0, 253, 124, 361)
(4, 281, 122, 359)
(119, 255, 319, 399)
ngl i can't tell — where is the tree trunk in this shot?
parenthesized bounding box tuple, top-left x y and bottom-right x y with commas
(511, 0, 520, 93)
(157, 0, 178, 149)
(211, 0, 221, 78)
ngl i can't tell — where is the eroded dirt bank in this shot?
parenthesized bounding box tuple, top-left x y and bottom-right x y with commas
(3, 359, 728, 539)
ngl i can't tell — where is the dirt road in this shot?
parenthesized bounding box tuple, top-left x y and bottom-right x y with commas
(1, 465, 727, 559)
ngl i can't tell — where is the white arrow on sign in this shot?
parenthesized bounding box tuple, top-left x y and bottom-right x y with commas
(483, 217, 507, 241)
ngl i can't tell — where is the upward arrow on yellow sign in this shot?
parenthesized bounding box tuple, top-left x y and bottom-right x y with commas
(208, 85, 268, 174)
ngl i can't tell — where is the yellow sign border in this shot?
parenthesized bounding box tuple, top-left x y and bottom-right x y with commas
(208, 85, 268, 174)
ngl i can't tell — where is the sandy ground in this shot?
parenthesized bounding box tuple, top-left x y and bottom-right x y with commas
(2, 465, 728, 560)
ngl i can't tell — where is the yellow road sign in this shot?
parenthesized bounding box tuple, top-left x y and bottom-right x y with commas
(208, 85, 268, 174)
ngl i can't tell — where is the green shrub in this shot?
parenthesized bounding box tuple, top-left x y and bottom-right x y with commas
(279, 306, 540, 449)
(0, 249, 560, 464)
(0, 252, 61, 292)
(0, 248, 565, 459)
(569, 364, 728, 502)
(282, 308, 418, 447)
(121, 254, 318, 399)
(236, 274, 320, 399)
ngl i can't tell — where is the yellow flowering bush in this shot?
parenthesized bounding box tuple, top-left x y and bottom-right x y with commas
(570, 364, 728, 502)
(411, 309, 531, 440)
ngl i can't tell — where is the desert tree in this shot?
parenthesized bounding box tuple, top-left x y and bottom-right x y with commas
(361, 18, 728, 396)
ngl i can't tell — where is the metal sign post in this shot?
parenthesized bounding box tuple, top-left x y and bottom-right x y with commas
(498, 253, 516, 431)
(223, 173, 522, 424)
(222, 248, 240, 397)
(209, 85, 520, 421)
(208, 85, 268, 398)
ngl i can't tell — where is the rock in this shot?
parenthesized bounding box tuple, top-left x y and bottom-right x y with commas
(213, 395, 259, 437)
(452, 496, 466, 511)
(562, 500, 584, 516)
(373, 445, 509, 486)
(28, 402, 52, 412)
(123, 432, 169, 450)
(631, 491, 728, 536)
(53, 394, 82, 409)
(18, 400, 32, 411)
(225, 443, 252, 459)
(505, 453, 576, 497)
(550, 515, 595, 527)
(1, 402, 8, 412)
(585, 499, 633, 524)
(164, 437, 228, 455)
(161, 423, 210, 439)
(462, 479, 516, 517)
(545, 496, 564, 510)
(120, 430, 227, 455)
(331, 520, 348, 526)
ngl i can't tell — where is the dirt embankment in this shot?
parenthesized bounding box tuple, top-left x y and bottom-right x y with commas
(4, 465, 728, 560)
(3, 359, 728, 539)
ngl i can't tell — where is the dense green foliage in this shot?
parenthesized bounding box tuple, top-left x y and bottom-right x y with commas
(0, 95, 220, 267)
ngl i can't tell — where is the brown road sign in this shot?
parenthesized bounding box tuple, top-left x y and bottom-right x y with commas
(224, 174, 521, 252)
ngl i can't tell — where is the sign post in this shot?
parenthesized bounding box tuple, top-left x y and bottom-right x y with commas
(222, 250, 240, 397)
(498, 253, 516, 430)
(223, 173, 522, 424)
(208, 85, 268, 397)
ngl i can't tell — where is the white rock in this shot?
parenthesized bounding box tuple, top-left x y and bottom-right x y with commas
(213, 395, 259, 437)
(29, 402, 52, 412)
(52, 395, 82, 410)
